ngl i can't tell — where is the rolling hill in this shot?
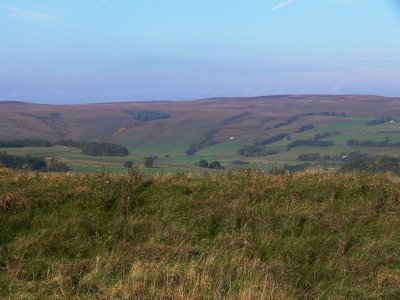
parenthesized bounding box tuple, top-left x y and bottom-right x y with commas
(1, 94, 400, 172)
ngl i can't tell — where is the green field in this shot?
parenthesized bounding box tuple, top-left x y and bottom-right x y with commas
(2, 96, 400, 173)
(3, 116, 400, 173)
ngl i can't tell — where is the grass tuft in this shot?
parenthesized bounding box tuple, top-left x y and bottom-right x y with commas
(0, 168, 400, 298)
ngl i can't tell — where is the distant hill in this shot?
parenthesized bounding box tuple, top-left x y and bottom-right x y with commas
(1, 94, 400, 158)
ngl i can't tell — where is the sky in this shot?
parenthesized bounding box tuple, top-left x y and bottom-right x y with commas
(0, 0, 400, 104)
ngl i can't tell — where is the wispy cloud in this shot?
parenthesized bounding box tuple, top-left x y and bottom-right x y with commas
(339, 54, 400, 62)
(348, 56, 400, 62)
(270, 0, 297, 11)
(96, 0, 109, 5)
(0, 4, 63, 22)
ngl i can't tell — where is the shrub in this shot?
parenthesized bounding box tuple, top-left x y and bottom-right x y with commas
(340, 155, 400, 174)
(144, 157, 154, 168)
(46, 158, 70, 172)
(196, 159, 209, 168)
(124, 161, 134, 168)
(208, 161, 224, 170)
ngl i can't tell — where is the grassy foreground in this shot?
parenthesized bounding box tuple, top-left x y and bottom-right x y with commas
(1, 168, 400, 299)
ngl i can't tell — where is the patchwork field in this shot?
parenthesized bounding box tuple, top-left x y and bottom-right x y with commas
(2, 95, 400, 172)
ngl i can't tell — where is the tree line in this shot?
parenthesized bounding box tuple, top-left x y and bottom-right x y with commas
(0, 138, 129, 157)
(296, 124, 314, 133)
(272, 112, 346, 129)
(287, 140, 334, 150)
(58, 140, 129, 157)
(0, 139, 51, 148)
(237, 133, 288, 157)
(255, 133, 289, 146)
(297, 153, 332, 161)
(237, 145, 277, 157)
(123, 110, 170, 122)
(366, 116, 397, 126)
(0, 152, 69, 172)
(347, 139, 400, 148)
(195, 159, 225, 170)
(186, 129, 218, 155)
(80, 142, 129, 157)
(286, 131, 337, 150)
(339, 154, 400, 174)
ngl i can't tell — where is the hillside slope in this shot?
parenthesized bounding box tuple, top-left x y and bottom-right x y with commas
(1, 95, 400, 150)
(3, 95, 400, 172)
(1, 169, 400, 299)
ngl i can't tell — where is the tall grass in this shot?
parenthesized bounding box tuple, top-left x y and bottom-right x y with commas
(1, 168, 400, 299)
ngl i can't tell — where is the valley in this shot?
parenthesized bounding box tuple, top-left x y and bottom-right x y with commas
(2, 95, 400, 173)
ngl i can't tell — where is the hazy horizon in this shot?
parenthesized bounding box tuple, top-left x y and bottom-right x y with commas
(1, 93, 400, 106)
(1, 0, 400, 104)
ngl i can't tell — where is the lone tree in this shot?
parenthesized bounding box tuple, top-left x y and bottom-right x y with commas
(208, 161, 224, 170)
(124, 160, 134, 168)
(144, 157, 154, 168)
(196, 159, 209, 168)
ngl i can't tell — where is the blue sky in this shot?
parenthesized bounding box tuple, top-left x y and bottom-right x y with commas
(0, 0, 399, 103)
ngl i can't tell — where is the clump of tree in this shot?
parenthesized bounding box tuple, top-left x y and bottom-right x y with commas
(238, 133, 287, 157)
(124, 110, 170, 121)
(46, 158, 70, 172)
(273, 115, 301, 128)
(57, 139, 82, 148)
(237, 145, 277, 157)
(124, 161, 134, 168)
(255, 133, 289, 146)
(195, 159, 225, 170)
(272, 112, 346, 129)
(186, 129, 218, 155)
(144, 157, 154, 168)
(196, 159, 209, 168)
(57, 139, 129, 156)
(287, 131, 337, 150)
(0, 139, 51, 148)
(296, 124, 314, 133)
(220, 112, 251, 125)
(81, 142, 129, 157)
(297, 153, 321, 161)
(366, 116, 397, 126)
(209, 161, 224, 170)
(340, 154, 400, 174)
(287, 140, 334, 150)
(0, 152, 46, 170)
(0, 152, 69, 172)
(302, 112, 346, 117)
(313, 131, 338, 141)
(347, 139, 400, 148)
